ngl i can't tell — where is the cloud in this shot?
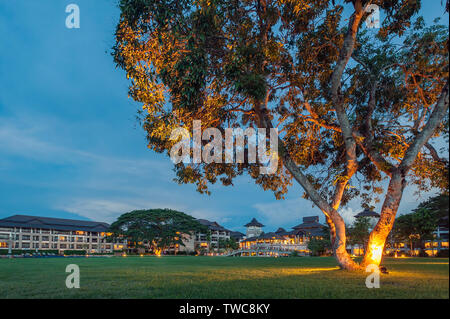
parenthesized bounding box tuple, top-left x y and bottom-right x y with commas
(55, 197, 187, 223)
(338, 207, 357, 225)
(253, 197, 322, 230)
(0, 114, 173, 188)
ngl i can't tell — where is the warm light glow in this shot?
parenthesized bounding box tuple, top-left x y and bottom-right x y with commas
(369, 242, 383, 264)
(154, 248, 162, 257)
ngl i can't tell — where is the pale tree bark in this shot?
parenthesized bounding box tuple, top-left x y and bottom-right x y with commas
(255, 0, 448, 271)
(253, 2, 366, 270)
(361, 81, 449, 267)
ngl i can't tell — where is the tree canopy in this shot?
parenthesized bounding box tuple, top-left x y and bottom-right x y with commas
(113, 0, 449, 270)
(393, 194, 449, 248)
(108, 208, 206, 253)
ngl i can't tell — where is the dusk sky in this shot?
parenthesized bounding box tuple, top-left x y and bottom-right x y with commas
(0, 0, 448, 234)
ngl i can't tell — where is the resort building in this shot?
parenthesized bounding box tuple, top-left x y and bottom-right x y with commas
(244, 218, 264, 238)
(230, 231, 245, 242)
(193, 219, 232, 252)
(0, 215, 126, 254)
(171, 219, 233, 254)
(354, 208, 380, 230)
(238, 216, 327, 257)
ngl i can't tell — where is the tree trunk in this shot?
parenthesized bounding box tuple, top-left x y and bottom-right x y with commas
(328, 210, 361, 270)
(361, 171, 405, 268)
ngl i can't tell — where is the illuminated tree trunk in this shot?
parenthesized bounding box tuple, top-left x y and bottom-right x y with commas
(361, 173, 405, 267)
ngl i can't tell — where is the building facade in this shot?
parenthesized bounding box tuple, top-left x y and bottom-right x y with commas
(0, 215, 126, 254)
(244, 218, 264, 238)
(238, 216, 327, 256)
(191, 219, 231, 252)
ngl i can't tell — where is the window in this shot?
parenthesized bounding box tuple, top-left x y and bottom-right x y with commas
(22, 235, 30, 241)
(42, 236, 49, 241)
(22, 243, 30, 248)
(33, 236, 40, 241)
(60, 244, 67, 249)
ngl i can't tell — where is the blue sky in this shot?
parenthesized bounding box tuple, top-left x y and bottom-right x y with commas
(0, 0, 448, 234)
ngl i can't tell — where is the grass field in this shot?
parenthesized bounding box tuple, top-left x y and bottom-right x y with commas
(0, 256, 448, 298)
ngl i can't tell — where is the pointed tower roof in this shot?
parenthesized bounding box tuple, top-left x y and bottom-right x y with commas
(244, 218, 264, 227)
(355, 209, 380, 219)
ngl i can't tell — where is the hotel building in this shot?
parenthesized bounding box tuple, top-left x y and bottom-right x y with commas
(0, 215, 126, 254)
(176, 219, 232, 253)
(238, 216, 327, 256)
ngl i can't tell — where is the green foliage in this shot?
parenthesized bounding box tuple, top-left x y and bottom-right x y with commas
(63, 250, 87, 256)
(218, 238, 239, 250)
(347, 216, 371, 249)
(307, 237, 331, 256)
(392, 195, 448, 252)
(108, 208, 207, 252)
(0, 249, 60, 255)
(113, 0, 448, 208)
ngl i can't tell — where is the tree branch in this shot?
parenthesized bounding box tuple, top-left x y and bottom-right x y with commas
(400, 80, 449, 171)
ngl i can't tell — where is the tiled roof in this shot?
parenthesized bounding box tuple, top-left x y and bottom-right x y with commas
(292, 216, 324, 230)
(244, 218, 264, 227)
(355, 209, 380, 218)
(230, 231, 245, 239)
(0, 215, 110, 232)
(197, 219, 230, 232)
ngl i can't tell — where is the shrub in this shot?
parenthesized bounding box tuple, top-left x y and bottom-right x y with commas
(63, 250, 86, 255)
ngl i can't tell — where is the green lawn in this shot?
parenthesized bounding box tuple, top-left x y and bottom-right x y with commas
(0, 256, 448, 298)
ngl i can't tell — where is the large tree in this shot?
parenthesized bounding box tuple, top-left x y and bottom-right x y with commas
(108, 209, 206, 255)
(113, 0, 449, 270)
